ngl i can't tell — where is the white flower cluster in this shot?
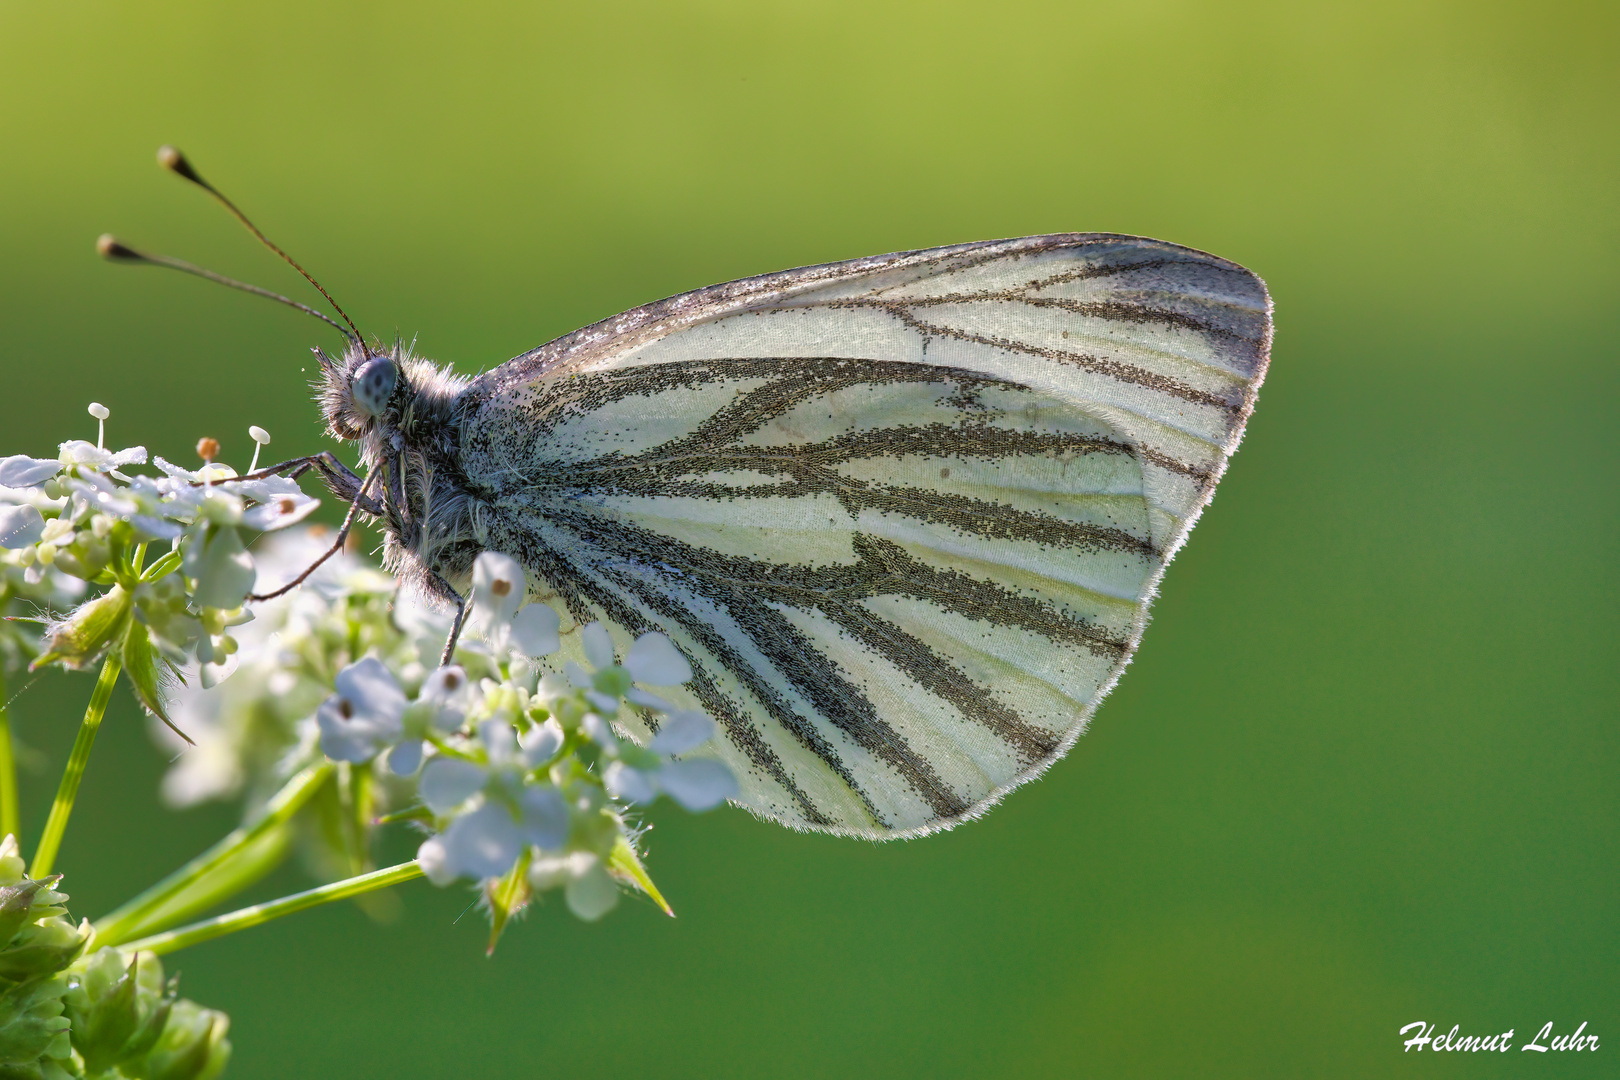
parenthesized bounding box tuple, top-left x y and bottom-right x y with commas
(159, 541, 736, 925)
(0, 406, 317, 721)
(1, 403, 739, 932)
(315, 552, 737, 921)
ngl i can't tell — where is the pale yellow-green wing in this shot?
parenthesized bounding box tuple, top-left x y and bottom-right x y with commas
(460, 234, 1271, 837)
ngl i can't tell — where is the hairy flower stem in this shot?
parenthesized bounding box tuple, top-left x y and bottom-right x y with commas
(31, 654, 120, 878)
(120, 860, 425, 956)
(94, 761, 336, 946)
(0, 670, 17, 840)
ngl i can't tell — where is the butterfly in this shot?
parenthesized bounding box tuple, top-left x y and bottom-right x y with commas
(106, 149, 1272, 838)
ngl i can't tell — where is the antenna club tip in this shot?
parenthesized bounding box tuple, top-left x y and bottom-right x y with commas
(157, 145, 205, 185)
(97, 234, 140, 261)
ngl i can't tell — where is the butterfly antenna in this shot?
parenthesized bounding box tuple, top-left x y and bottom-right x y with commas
(96, 234, 351, 337)
(156, 145, 364, 344)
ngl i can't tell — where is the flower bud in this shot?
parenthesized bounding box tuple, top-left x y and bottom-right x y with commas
(31, 585, 134, 671)
(62, 947, 174, 1074)
(134, 997, 231, 1080)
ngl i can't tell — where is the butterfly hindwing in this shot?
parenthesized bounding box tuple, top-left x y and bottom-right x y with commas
(459, 234, 1271, 836)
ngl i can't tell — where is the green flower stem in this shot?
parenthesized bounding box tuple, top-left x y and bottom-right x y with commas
(30, 654, 120, 878)
(118, 860, 425, 957)
(94, 761, 335, 947)
(0, 670, 18, 841)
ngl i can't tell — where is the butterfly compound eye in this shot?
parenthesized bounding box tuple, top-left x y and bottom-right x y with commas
(351, 356, 398, 418)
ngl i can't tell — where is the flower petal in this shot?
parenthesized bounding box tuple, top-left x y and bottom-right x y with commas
(509, 603, 561, 658)
(479, 718, 518, 764)
(416, 835, 456, 886)
(420, 757, 488, 813)
(441, 800, 526, 881)
(526, 853, 576, 891)
(564, 858, 620, 921)
(585, 689, 621, 715)
(419, 665, 473, 729)
(564, 661, 593, 690)
(0, 455, 62, 489)
(534, 672, 572, 705)
(581, 713, 618, 753)
(517, 786, 569, 850)
(519, 718, 564, 767)
(333, 656, 408, 723)
(648, 709, 716, 756)
(316, 696, 387, 762)
(581, 622, 615, 670)
(385, 738, 424, 776)
(603, 760, 657, 804)
(657, 758, 738, 811)
(470, 551, 526, 629)
(187, 527, 257, 610)
(0, 504, 45, 549)
(241, 493, 320, 532)
(625, 632, 692, 686)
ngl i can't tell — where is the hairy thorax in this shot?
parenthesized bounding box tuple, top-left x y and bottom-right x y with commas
(316, 342, 487, 605)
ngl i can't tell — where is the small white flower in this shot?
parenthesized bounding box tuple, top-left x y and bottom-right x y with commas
(241, 491, 321, 532)
(316, 657, 408, 763)
(58, 440, 147, 471)
(416, 785, 569, 884)
(471, 552, 525, 629)
(388, 666, 474, 775)
(468, 550, 562, 659)
(432, 800, 528, 880)
(600, 709, 737, 810)
(525, 851, 620, 920)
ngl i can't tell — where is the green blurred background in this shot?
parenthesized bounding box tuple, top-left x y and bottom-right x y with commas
(1, 0, 1615, 1076)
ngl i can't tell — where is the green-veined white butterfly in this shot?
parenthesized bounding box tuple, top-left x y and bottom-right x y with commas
(105, 149, 1271, 839)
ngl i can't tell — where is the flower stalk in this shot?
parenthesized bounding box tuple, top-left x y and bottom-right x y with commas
(119, 860, 425, 957)
(0, 670, 18, 840)
(94, 761, 335, 947)
(30, 653, 121, 878)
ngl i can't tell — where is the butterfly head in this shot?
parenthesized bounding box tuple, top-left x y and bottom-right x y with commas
(315, 343, 407, 440)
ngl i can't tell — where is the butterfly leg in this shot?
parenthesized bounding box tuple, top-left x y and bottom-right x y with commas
(238, 452, 385, 515)
(427, 569, 469, 669)
(247, 468, 382, 601)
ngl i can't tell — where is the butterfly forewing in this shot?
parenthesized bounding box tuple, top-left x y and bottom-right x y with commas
(460, 234, 1271, 836)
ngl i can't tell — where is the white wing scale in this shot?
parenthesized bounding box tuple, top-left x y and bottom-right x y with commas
(456, 234, 1271, 837)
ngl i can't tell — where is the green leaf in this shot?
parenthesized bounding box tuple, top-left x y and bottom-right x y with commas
(120, 622, 189, 745)
(607, 834, 673, 917)
(484, 849, 532, 956)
